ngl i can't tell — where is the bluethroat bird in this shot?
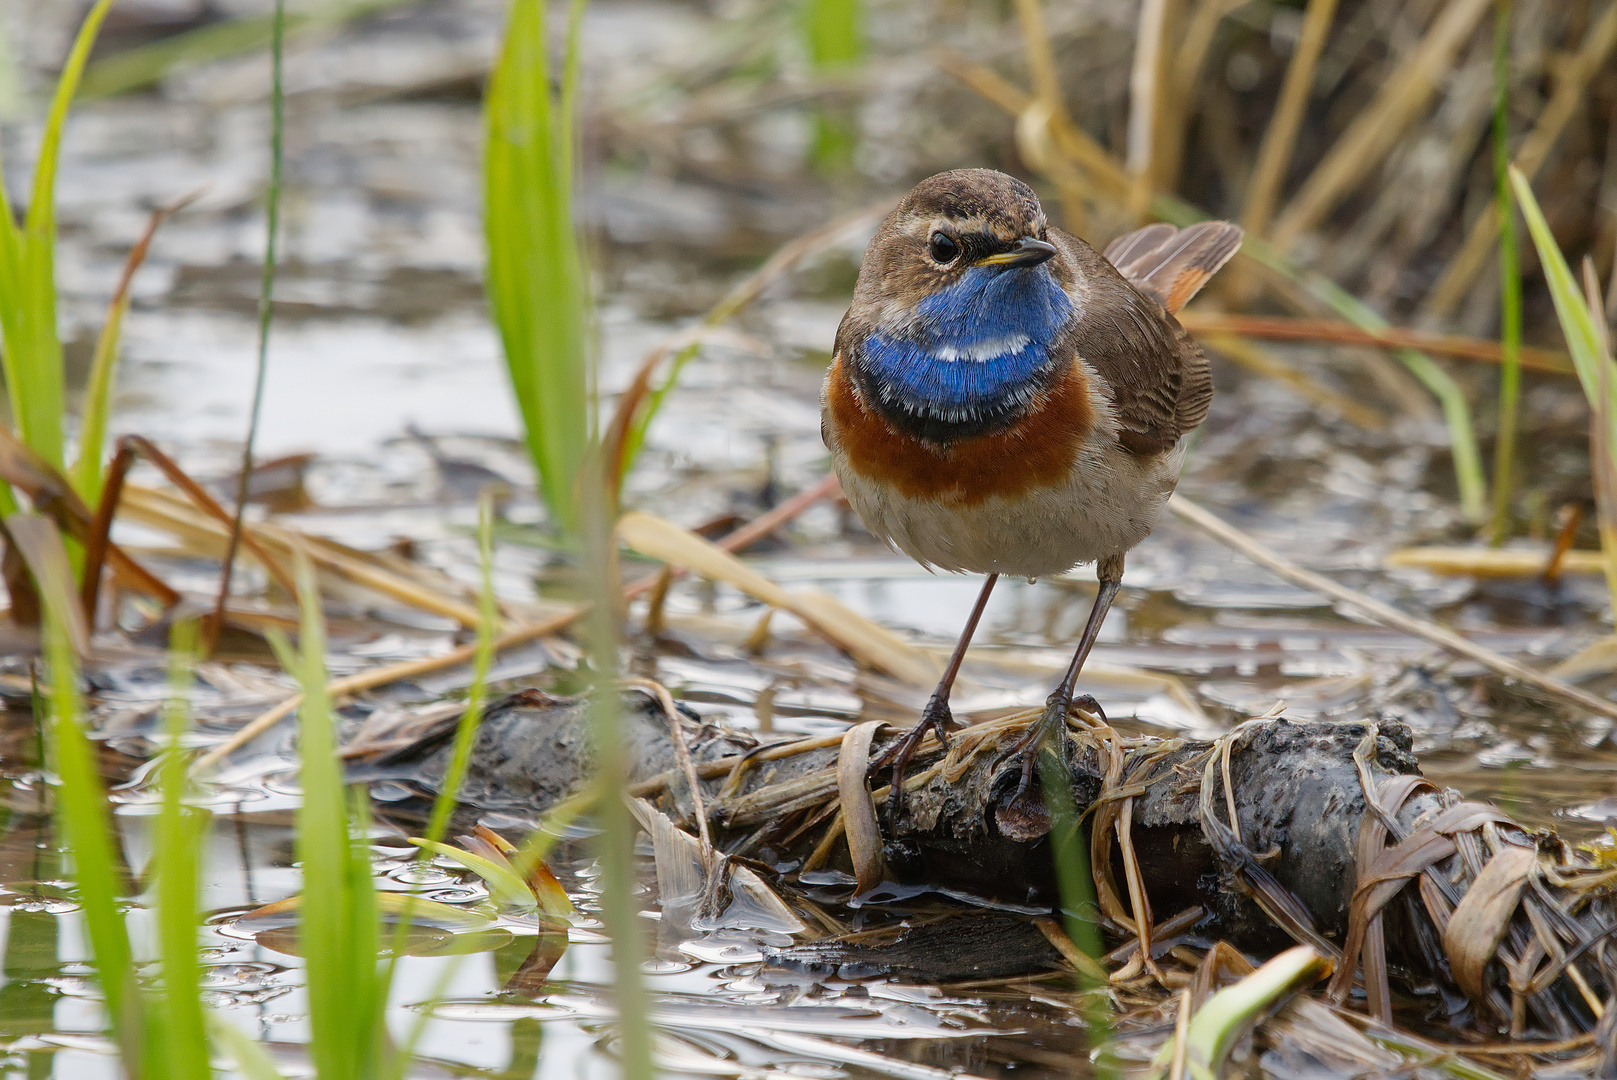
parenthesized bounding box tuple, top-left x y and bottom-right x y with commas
(821, 169, 1241, 812)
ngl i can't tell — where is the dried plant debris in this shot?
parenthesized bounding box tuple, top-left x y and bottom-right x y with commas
(353, 688, 1617, 1061)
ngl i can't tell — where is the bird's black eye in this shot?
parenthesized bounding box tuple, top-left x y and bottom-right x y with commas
(929, 232, 960, 264)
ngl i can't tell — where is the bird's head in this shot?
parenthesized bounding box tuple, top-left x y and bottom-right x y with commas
(842, 169, 1075, 441)
(855, 169, 1062, 329)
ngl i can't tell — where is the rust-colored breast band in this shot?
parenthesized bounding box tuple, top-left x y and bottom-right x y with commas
(827, 356, 1091, 506)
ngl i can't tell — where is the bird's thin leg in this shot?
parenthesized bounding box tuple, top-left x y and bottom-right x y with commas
(870, 573, 999, 818)
(1001, 555, 1125, 804)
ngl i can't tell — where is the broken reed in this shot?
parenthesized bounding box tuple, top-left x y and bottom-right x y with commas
(485, 1, 655, 1077)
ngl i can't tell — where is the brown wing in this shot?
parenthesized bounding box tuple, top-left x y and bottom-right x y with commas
(1051, 227, 1219, 456)
(1102, 220, 1243, 314)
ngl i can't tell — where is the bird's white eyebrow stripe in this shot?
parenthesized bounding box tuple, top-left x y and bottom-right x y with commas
(930, 334, 1032, 362)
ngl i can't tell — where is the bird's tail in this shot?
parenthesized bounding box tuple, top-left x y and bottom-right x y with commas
(1102, 221, 1243, 314)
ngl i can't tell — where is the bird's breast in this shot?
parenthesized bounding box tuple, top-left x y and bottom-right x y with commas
(823, 354, 1097, 507)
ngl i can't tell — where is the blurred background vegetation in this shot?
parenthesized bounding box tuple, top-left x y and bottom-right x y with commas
(0, 0, 1616, 1077)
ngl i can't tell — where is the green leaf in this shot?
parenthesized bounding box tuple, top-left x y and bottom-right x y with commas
(150, 619, 210, 1080)
(0, 0, 115, 512)
(207, 1012, 288, 1080)
(277, 550, 390, 1080)
(408, 837, 553, 916)
(485, 0, 591, 534)
(18, 512, 139, 1044)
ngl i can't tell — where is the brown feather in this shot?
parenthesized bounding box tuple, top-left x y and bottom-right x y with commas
(1102, 221, 1243, 314)
(1051, 228, 1216, 456)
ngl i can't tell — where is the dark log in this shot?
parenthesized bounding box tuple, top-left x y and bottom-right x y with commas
(346, 689, 1617, 1046)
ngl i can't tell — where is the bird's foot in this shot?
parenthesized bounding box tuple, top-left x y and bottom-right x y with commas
(869, 693, 957, 821)
(997, 691, 1108, 809)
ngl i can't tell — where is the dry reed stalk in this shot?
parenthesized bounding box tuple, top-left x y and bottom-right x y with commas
(194, 474, 850, 773)
(1176, 311, 1572, 371)
(1198, 332, 1387, 428)
(1240, 0, 1341, 244)
(1015, 100, 1090, 231)
(622, 676, 713, 850)
(1011, 0, 1065, 134)
(1155, 0, 1251, 193)
(936, 48, 1131, 202)
(192, 608, 582, 773)
(617, 509, 941, 685)
(1169, 494, 1617, 722)
(119, 485, 488, 628)
(1385, 546, 1605, 578)
(1011, 0, 1088, 229)
(1268, 0, 1493, 252)
(1424, 1, 1617, 319)
(1126, 0, 1175, 219)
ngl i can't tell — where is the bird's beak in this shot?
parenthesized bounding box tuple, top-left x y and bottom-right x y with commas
(975, 236, 1058, 268)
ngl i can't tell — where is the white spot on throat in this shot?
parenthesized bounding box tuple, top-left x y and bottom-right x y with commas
(930, 333, 1032, 362)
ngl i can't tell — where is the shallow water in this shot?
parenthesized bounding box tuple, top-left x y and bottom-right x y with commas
(1, 0, 1615, 1076)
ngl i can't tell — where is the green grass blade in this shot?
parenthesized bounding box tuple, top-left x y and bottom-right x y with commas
(1152, 945, 1328, 1080)
(578, 473, 655, 1080)
(1511, 166, 1617, 610)
(17, 512, 138, 1045)
(804, 0, 863, 169)
(1488, 0, 1523, 544)
(151, 619, 210, 1080)
(1509, 169, 1614, 411)
(805, 0, 863, 67)
(485, 0, 590, 534)
(420, 493, 499, 848)
(214, 0, 287, 628)
(207, 1012, 288, 1080)
(71, 292, 131, 505)
(380, 490, 499, 1018)
(0, 0, 114, 477)
(407, 839, 535, 911)
(271, 551, 387, 1080)
(73, 197, 190, 504)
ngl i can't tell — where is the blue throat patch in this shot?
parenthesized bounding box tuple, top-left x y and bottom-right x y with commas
(860, 265, 1073, 421)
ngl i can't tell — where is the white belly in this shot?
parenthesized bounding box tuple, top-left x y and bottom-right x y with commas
(835, 440, 1184, 578)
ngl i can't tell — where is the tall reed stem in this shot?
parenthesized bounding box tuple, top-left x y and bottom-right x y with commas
(212, 0, 285, 636)
(1488, 0, 1523, 545)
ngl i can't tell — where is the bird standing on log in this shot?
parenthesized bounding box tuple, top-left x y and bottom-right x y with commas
(820, 168, 1241, 809)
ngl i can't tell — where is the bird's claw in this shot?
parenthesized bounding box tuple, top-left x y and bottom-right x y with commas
(999, 692, 1108, 806)
(872, 694, 956, 821)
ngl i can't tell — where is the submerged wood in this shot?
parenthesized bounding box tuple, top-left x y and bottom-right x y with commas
(346, 690, 1617, 1049)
